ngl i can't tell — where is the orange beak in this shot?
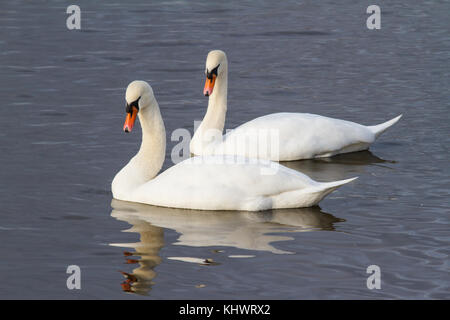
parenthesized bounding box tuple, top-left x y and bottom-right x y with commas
(123, 106, 138, 133)
(203, 74, 216, 96)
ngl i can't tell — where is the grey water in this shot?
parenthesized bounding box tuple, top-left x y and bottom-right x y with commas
(0, 0, 449, 299)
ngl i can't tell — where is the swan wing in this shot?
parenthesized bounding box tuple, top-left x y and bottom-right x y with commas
(217, 113, 375, 160)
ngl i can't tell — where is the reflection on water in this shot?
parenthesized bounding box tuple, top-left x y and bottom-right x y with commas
(109, 199, 343, 295)
(111, 220, 164, 295)
(281, 150, 394, 181)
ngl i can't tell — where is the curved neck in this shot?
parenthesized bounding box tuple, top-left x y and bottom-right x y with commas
(134, 104, 166, 180)
(112, 100, 166, 199)
(191, 65, 228, 152)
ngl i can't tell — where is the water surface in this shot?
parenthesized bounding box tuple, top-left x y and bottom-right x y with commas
(0, 0, 449, 299)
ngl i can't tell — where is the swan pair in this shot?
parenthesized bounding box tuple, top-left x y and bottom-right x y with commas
(112, 51, 401, 211)
(112, 81, 356, 211)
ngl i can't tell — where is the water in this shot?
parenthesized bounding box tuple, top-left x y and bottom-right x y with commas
(0, 0, 449, 299)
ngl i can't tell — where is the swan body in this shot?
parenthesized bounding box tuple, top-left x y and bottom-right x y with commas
(190, 50, 402, 161)
(208, 112, 402, 161)
(112, 81, 357, 211)
(123, 155, 357, 211)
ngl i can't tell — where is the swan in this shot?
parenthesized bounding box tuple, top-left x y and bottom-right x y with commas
(190, 50, 402, 161)
(111, 80, 357, 211)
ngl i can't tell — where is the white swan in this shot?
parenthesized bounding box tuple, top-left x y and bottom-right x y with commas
(112, 81, 357, 211)
(190, 50, 402, 161)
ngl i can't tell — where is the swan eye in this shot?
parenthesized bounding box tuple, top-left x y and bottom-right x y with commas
(206, 64, 220, 79)
(126, 96, 141, 113)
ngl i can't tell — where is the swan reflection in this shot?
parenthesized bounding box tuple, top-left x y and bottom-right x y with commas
(111, 215, 164, 295)
(110, 199, 343, 295)
(282, 150, 394, 181)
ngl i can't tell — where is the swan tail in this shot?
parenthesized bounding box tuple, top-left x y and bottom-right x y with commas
(304, 177, 358, 206)
(368, 114, 402, 139)
(269, 177, 357, 209)
(314, 177, 358, 197)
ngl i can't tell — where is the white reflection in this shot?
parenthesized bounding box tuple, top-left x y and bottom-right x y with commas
(109, 200, 343, 295)
(281, 150, 394, 181)
(111, 199, 343, 254)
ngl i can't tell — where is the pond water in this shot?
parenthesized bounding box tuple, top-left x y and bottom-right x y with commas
(0, 0, 448, 299)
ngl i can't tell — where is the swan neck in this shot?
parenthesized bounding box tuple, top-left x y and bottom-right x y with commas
(191, 65, 228, 153)
(135, 103, 166, 180)
(205, 70, 228, 132)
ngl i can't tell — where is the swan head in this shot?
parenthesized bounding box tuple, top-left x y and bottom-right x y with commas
(204, 50, 227, 96)
(123, 80, 154, 133)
